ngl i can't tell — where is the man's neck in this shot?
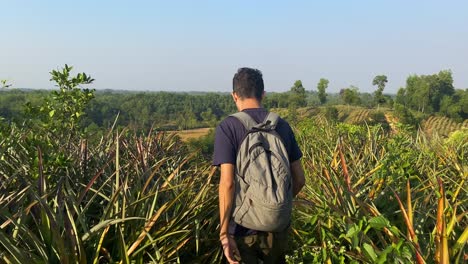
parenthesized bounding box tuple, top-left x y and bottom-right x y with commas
(236, 98, 262, 111)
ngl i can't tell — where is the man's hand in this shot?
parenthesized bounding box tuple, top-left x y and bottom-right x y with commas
(220, 235, 241, 264)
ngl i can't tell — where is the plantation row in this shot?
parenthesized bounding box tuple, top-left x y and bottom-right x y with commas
(422, 116, 468, 137)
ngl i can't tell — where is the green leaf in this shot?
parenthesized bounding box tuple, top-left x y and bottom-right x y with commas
(345, 224, 360, 238)
(363, 243, 378, 262)
(81, 217, 143, 241)
(388, 226, 401, 236)
(376, 244, 393, 264)
(49, 110, 55, 117)
(368, 215, 390, 230)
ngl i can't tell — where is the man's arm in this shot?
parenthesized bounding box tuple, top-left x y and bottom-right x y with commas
(219, 163, 235, 236)
(291, 159, 305, 197)
(218, 163, 241, 263)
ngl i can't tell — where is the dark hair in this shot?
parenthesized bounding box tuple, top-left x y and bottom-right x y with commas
(232, 67, 264, 100)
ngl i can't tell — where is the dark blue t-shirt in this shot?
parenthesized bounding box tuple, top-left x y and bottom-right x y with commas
(213, 108, 302, 235)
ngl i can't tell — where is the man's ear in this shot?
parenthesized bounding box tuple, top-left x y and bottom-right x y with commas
(231, 92, 238, 102)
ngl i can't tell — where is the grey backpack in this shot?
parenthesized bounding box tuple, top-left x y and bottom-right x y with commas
(231, 112, 292, 232)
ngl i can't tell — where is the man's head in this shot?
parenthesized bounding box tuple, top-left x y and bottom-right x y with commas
(232, 67, 264, 101)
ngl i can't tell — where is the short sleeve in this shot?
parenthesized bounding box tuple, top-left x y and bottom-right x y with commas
(212, 120, 237, 166)
(276, 119, 302, 162)
(288, 128, 302, 162)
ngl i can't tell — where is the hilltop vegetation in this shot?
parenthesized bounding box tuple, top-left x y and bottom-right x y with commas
(0, 66, 467, 263)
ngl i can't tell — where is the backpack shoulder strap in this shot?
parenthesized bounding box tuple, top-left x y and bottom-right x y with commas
(262, 112, 280, 130)
(230, 112, 258, 130)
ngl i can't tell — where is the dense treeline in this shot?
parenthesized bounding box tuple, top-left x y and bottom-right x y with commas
(0, 89, 349, 130)
(0, 89, 236, 130)
(0, 89, 48, 122)
(1, 69, 467, 131)
(84, 91, 236, 130)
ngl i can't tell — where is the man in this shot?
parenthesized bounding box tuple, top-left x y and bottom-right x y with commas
(213, 67, 306, 263)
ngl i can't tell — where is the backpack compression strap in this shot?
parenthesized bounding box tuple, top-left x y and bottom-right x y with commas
(231, 112, 280, 131)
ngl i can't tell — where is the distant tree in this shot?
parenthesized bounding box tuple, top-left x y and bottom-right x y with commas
(395, 87, 407, 107)
(201, 108, 217, 127)
(394, 103, 420, 127)
(429, 70, 455, 112)
(177, 109, 197, 130)
(289, 80, 307, 108)
(407, 75, 430, 112)
(372, 75, 388, 106)
(359, 92, 375, 108)
(439, 89, 468, 121)
(317, 78, 329, 105)
(439, 96, 458, 120)
(264, 92, 288, 109)
(398, 70, 455, 114)
(340, 86, 361, 105)
(460, 89, 468, 119)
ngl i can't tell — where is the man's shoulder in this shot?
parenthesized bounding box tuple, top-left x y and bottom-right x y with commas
(274, 115, 293, 131)
(217, 115, 241, 130)
(215, 115, 246, 142)
(275, 114, 288, 124)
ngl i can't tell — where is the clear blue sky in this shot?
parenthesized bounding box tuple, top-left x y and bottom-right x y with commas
(1, 0, 467, 93)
